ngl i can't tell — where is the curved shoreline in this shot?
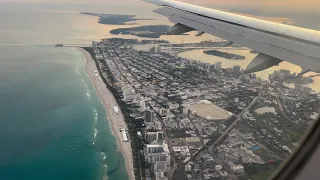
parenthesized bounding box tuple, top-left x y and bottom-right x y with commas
(75, 47, 135, 180)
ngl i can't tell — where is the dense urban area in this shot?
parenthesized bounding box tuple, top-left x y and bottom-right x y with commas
(86, 38, 319, 180)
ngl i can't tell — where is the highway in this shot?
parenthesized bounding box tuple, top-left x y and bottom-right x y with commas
(275, 96, 295, 123)
(208, 95, 261, 150)
(183, 94, 262, 165)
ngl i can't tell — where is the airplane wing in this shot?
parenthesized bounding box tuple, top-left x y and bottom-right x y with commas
(142, 0, 320, 74)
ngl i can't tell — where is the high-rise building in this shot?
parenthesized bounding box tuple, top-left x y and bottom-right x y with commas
(172, 51, 178, 57)
(156, 46, 162, 53)
(122, 87, 135, 94)
(145, 131, 164, 143)
(150, 46, 162, 53)
(146, 144, 165, 154)
(140, 100, 146, 112)
(92, 41, 97, 50)
(150, 46, 156, 53)
(144, 143, 171, 177)
(233, 65, 241, 73)
(215, 62, 222, 71)
(295, 84, 302, 91)
(280, 69, 291, 77)
(154, 169, 166, 180)
(121, 86, 135, 101)
(303, 87, 312, 94)
(296, 85, 312, 94)
(209, 64, 215, 74)
(182, 107, 189, 115)
(227, 68, 233, 73)
(274, 70, 281, 77)
(145, 110, 155, 123)
(269, 74, 275, 80)
(159, 108, 167, 116)
(279, 73, 285, 81)
(123, 94, 134, 101)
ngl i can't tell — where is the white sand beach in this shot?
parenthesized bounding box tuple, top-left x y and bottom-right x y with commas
(76, 47, 135, 180)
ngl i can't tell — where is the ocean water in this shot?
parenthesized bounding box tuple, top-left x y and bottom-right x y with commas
(0, 1, 133, 179)
(0, 46, 128, 180)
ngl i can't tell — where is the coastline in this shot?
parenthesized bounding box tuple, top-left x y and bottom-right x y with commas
(75, 47, 135, 180)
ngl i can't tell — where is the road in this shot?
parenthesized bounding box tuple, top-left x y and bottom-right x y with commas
(209, 95, 261, 149)
(149, 103, 178, 180)
(183, 94, 262, 165)
(275, 96, 295, 123)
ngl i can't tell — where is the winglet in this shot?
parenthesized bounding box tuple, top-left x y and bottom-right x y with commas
(166, 23, 194, 35)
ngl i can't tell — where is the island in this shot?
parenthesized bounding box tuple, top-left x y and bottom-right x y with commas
(203, 49, 246, 60)
(80, 12, 152, 25)
(110, 25, 171, 38)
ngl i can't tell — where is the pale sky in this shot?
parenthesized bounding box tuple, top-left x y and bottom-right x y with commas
(1, 0, 319, 8)
(0, 0, 319, 13)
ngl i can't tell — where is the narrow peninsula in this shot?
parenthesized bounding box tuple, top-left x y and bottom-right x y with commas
(80, 12, 152, 25)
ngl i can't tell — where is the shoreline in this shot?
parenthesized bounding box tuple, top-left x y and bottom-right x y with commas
(75, 47, 135, 180)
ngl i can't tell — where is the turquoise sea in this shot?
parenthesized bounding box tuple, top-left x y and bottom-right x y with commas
(0, 2, 132, 179)
(0, 46, 128, 180)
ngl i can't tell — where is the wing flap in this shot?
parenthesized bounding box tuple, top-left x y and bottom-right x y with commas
(244, 54, 282, 74)
(166, 23, 194, 35)
(195, 31, 205, 36)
